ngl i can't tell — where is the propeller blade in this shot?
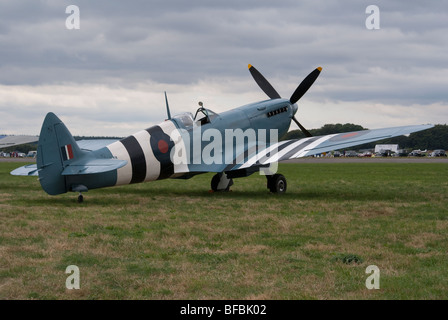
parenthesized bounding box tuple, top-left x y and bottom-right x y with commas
(289, 67, 322, 104)
(248, 64, 281, 99)
(164, 91, 171, 120)
(292, 116, 312, 137)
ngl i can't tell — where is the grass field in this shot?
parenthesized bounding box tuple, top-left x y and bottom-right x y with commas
(1, 161, 447, 300)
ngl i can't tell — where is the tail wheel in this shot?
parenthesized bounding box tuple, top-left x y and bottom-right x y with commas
(267, 174, 287, 194)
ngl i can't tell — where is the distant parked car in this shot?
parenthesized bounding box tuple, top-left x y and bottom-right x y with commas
(344, 150, 358, 157)
(358, 151, 372, 157)
(333, 151, 341, 157)
(373, 152, 382, 157)
(409, 150, 424, 157)
(397, 149, 409, 157)
(430, 149, 447, 157)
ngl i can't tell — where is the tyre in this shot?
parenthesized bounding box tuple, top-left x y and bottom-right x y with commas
(211, 173, 233, 191)
(269, 174, 287, 194)
(211, 173, 220, 191)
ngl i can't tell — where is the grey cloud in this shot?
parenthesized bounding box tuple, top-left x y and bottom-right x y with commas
(0, 0, 447, 124)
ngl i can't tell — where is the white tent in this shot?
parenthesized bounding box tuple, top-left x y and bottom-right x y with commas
(375, 144, 399, 153)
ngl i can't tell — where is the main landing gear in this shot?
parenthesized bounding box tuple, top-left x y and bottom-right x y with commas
(210, 172, 287, 194)
(266, 174, 287, 194)
(210, 172, 234, 192)
(78, 193, 84, 203)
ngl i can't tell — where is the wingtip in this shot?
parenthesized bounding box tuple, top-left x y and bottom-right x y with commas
(248, 64, 253, 69)
(317, 67, 322, 72)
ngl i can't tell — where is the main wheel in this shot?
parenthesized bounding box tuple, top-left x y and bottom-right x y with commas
(269, 174, 287, 194)
(266, 175, 274, 190)
(211, 173, 220, 191)
(211, 173, 233, 192)
(78, 194, 84, 203)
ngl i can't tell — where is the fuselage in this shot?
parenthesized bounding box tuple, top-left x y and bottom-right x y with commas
(93, 98, 296, 188)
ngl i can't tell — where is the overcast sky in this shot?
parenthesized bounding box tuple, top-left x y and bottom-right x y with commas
(0, 0, 447, 136)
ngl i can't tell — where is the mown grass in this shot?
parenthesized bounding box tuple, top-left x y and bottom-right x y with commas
(1, 161, 447, 299)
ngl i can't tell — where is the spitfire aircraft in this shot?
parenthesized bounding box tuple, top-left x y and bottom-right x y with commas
(12, 65, 433, 202)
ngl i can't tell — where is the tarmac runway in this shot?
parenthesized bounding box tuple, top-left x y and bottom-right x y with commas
(283, 157, 448, 164)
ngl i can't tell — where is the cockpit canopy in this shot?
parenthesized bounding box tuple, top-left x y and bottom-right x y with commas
(172, 112, 196, 129)
(194, 107, 218, 126)
(173, 107, 219, 130)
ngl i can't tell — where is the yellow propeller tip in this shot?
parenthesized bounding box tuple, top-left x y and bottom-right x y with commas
(317, 67, 322, 71)
(248, 64, 253, 69)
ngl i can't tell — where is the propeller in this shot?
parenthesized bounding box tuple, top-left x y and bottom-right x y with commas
(289, 67, 322, 104)
(248, 64, 281, 100)
(248, 64, 322, 137)
(291, 116, 312, 137)
(164, 91, 171, 120)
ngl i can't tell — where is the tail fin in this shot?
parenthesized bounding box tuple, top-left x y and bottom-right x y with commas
(37, 112, 85, 195)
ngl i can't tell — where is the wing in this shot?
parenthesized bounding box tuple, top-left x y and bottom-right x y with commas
(1, 137, 117, 151)
(174, 124, 433, 174)
(236, 124, 434, 170)
(0, 135, 38, 149)
(1, 136, 118, 152)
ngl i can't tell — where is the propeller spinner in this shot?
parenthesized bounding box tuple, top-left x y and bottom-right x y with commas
(248, 64, 322, 137)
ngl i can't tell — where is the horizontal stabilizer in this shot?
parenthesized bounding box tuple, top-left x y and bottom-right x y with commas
(10, 164, 39, 176)
(61, 158, 127, 176)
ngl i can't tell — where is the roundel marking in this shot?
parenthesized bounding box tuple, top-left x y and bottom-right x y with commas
(158, 140, 169, 154)
(146, 125, 175, 180)
(341, 132, 359, 139)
